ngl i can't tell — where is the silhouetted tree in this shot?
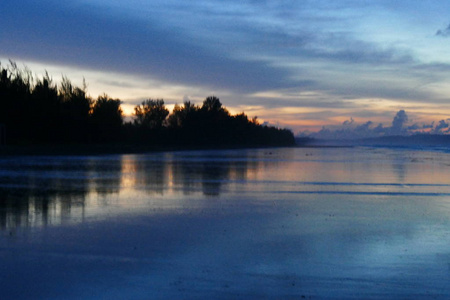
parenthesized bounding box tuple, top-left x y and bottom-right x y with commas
(0, 61, 295, 148)
(163, 95, 296, 147)
(201, 96, 223, 112)
(91, 94, 123, 142)
(134, 99, 169, 129)
(32, 73, 59, 110)
(0, 62, 33, 143)
(59, 77, 92, 142)
(166, 101, 198, 128)
(30, 73, 61, 142)
(60, 77, 91, 119)
(196, 96, 230, 144)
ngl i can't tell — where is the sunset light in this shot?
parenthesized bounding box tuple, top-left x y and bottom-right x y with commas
(3, 2, 450, 299)
(3, 1, 450, 136)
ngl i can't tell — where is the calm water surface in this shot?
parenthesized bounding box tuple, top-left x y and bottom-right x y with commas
(1, 147, 450, 299)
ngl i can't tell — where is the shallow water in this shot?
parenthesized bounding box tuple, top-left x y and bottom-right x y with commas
(1, 147, 450, 299)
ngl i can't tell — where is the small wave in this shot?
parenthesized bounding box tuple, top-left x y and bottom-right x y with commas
(175, 179, 450, 188)
(271, 190, 450, 197)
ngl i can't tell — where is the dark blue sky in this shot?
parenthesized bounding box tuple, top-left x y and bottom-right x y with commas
(2, 0, 450, 133)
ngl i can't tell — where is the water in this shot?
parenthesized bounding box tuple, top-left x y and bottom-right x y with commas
(1, 147, 450, 299)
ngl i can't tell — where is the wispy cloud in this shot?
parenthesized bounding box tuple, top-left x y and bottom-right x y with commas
(1, 0, 294, 93)
(436, 24, 450, 37)
(3, 0, 450, 131)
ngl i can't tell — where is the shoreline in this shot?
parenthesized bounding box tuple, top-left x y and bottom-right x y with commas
(0, 143, 298, 156)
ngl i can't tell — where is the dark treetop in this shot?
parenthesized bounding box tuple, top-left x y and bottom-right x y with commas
(0, 62, 295, 154)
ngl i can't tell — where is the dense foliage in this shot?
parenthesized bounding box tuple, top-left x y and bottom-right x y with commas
(0, 62, 295, 147)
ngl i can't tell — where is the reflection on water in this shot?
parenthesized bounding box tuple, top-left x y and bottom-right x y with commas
(0, 150, 263, 229)
(2, 147, 450, 230)
(2, 147, 450, 299)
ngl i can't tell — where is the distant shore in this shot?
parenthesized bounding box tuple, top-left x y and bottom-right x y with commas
(0, 143, 297, 156)
(296, 134, 450, 148)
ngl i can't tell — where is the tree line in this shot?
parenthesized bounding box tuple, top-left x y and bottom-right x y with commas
(0, 62, 295, 147)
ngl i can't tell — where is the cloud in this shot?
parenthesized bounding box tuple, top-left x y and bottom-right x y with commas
(4, 0, 450, 130)
(432, 119, 450, 134)
(407, 122, 433, 131)
(0, 0, 426, 97)
(343, 118, 355, 126)
(0, 0, 295, 94)
(436, 24, 450, 37)
(303, 110, 450, 139)
(391, 109, 408, 134)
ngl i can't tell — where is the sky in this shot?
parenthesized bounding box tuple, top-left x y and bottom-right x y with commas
(2, 0, 450, 136)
